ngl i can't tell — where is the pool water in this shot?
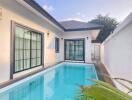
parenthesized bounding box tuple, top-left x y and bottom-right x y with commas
(0, 63, 98, 100)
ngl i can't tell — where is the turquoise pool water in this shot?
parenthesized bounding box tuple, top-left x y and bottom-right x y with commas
(0, 63, 98, 100)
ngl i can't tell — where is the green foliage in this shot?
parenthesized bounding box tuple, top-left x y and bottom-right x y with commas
(75, 79, 132, 100)
(90, 14, 118, 43)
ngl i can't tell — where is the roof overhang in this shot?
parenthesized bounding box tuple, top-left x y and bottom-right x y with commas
(16, 0, 64, 32)
(90, 29, 101, 40)
(15, 0, 103, 36)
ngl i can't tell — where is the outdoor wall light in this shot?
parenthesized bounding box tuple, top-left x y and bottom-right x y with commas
(47, 31, 50, 37)
(61, 38, 63, 40)
(86, 37, 88, 40)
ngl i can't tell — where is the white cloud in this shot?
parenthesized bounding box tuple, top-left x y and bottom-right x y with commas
(42, 5, 55, 13)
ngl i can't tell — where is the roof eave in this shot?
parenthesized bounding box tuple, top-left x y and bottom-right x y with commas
(22, 0, 65, 31)
(16, 0, 104, 33)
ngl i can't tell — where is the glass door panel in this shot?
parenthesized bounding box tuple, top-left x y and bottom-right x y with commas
(65, 39, 84, 61)
(65, 41, 74, 60)
(74, 40, 84, 60)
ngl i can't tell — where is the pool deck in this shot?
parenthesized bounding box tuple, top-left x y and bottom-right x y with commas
(0, 61, 115, 89)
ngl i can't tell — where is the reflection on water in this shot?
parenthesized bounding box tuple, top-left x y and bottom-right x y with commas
(0, 63, 97, 100)
(0, 76, 44, 100)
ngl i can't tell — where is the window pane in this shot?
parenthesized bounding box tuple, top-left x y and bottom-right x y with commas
(15, 50, 19, 60)
(21, 60, 24, 70)
(26, 59, 30, 69)
(31, 50, 36, 58)
(14, 25, 42, 73)
(24, 30, 30, 39)
(15, 26, 24, 38)
(15, 61, 19, 72)
(26, 50, 30, 59)
(32, 33, 37, 41)
(23, 59, 30, 69)
(79, 41, 83, 45)
(15, 37, 19, 49)
(37, 42, 41, 49)
(19, 60, 23, 71)
(24, 60, 27, 69)
(24, 50, 26, 59)
(24, 50, 30, 59)
(65, 40, 84, 61)
(32, 41, 36, 49)
(37, 50, 41, 57)
(19, 38, 23, 49)
(37, 58, 41, 65)
(31, 58, 36, 67)
(24, 39, 30, 50)
(37, 34, 41, 41)
(19, 50, 23, 60)
(55, 38, 59, 53)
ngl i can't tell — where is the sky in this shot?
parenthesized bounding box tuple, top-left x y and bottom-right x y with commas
(35, 0, 132, 22)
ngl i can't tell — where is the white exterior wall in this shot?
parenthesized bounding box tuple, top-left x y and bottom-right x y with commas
(0, 0, 100, 84)
(103, 22, 132, 79)
(63, 31, 92, 63)
(0, 0, 64, 83)
(101, 21, 132, 93)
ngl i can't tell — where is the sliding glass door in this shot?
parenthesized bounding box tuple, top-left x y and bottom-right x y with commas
(65, 39, 85, 61)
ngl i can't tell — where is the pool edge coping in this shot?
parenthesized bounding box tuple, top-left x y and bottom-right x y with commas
(0, 62, 95, 93)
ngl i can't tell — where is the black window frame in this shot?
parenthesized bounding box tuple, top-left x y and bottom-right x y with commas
(11, 21, 44, 74)
(64, 39, 85, 61)
(55, 37, 59, 53)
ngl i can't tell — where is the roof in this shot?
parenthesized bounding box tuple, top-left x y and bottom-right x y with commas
(60, 20, 103, 31)
(23, 0, 103, 32)
(23, 0, 65, 30)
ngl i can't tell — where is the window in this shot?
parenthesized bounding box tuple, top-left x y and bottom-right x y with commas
(14, 24, 43, 73)
(55, 37, 59, 53)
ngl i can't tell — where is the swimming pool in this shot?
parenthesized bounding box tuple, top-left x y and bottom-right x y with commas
(0, 62, 98, 100)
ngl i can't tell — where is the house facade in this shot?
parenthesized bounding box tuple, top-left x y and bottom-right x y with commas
(0, 0, 102, 83)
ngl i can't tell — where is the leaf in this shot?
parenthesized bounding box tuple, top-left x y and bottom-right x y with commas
(76, 80, 132, 100)
(91, 80, 132, 98)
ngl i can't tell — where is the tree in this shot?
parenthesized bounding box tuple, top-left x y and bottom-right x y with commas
(90, 14, 118, 43)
